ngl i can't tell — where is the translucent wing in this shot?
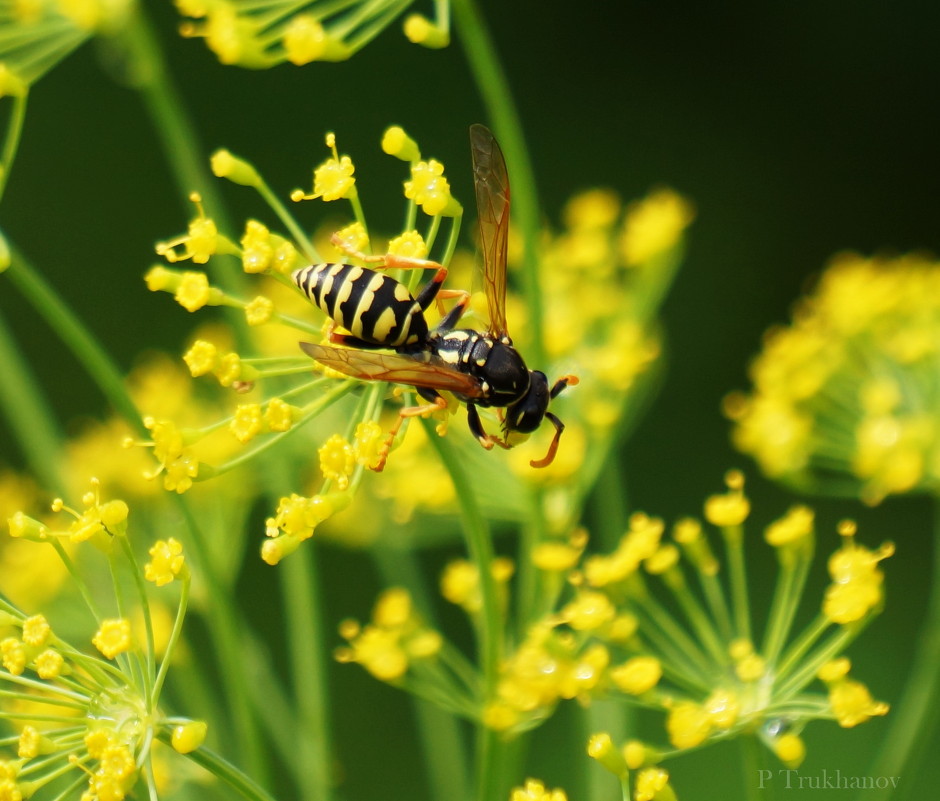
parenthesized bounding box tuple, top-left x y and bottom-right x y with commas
(300, 342, 486, 398)
(470, 123, 510, 339)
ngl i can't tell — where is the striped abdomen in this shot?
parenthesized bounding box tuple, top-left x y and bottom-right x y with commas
(292, 263, 428, 348)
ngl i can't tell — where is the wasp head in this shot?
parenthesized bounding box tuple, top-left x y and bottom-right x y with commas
(504, 371, 579, 468)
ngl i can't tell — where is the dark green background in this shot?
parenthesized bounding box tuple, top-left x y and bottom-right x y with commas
(1, 1, 938, 799)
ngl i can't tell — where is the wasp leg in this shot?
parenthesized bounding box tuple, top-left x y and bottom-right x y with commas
(372, 393, 450, 472)
(433, 289, 472, 331)
(530, 412, 565, 469)
(466, 403, 504, 451)
(550, 374, 579, 399)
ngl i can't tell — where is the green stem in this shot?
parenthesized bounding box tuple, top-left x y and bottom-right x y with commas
(865, 499, 940, 801)
(0, 90, 28, 204)
(373, 545, 470, 801)
(451, 0, 545, 366)
(280, 544, 334, 801)
(172, 496, 268, 784)
(420, 420, 503, 801)
(4, 244, 143, 434)
(0, 306, 64, 488)
(167, 740, 281, 801)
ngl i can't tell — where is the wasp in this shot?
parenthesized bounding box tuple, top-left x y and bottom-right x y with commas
(293, 124, 577, 471)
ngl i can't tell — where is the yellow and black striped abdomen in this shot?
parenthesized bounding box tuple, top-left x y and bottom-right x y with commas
(292, 263, 428, 348)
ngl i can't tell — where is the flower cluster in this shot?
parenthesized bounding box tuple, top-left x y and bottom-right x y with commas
(145, 127, 467, 562)
(726, 252, 940, 504)
(2, 480, 199, 800)
(0, 0, 134, 93)
(175, 0, 450, 69)
(338, 472, 890, 797)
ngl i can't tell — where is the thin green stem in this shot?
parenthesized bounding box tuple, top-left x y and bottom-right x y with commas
(164, 740, 281, 801)
(151, 574, 190, 708)
(0, 306, 64, 488)
(373, 545, 471, 801)
(172, 496, 267, 783)
(0, 90, 28, 204)
(254, 176, 320, 263)
(4, 243, 144, 434)
(420, 420, 503, 801)
(280, 544, 334, 801)
(865, 499, 940, 801)
(723, 525, 752, 642)
(451, 0, 545, 365)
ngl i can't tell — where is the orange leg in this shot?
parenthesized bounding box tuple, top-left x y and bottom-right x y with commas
(371, 395, 450, 472)
(330, 233, 444, 272)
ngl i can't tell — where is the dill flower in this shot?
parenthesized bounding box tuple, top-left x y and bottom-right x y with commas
(1, 482, 201, 800)
(146, 125, 474, 560)
(509, 778, 568, 801)
(337, 472, 890, 792)
(176, 0, 450, 68)
(726, 252, 940, 504)
(0, 0, 135, 91)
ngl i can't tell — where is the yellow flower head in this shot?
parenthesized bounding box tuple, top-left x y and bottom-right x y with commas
(509, 778, 568, 801)
(404, 159, 461, 216)
(144, 538, 187, 586)
(822, 523, 893, 624)
(155, 193, 224, 265)
(294, 133, 357, 202)
(92, 618, 133, 659)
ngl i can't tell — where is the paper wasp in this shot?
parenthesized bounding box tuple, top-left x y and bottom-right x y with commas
(294, 124, 577, 471)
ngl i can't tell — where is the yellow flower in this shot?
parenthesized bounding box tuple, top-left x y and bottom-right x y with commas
(318, 434, 355, 489)
(509, 778, 568, 801)
(621, 188, 695, 266)
(728, 252, 940, 503)
(145, 538, 186, 586)
(609, 656, 662, 695)
(92, 618, 133, 659)
(293, 134, 356, 202)
(404, 159, 461, 216)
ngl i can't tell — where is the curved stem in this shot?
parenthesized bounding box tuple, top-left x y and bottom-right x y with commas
(165, 740, 281, 801)
(0, 305, 64, 488)
(279, 544, 334, 801)
(420, 421, 503, 801)
(451, 0, 545, 366)
(0, 91, 28, 204)
(864, 496, 940, 801)
(4, 243, 144, 435)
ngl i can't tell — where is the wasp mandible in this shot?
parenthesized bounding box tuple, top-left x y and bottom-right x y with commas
(294, 124, 578, 471)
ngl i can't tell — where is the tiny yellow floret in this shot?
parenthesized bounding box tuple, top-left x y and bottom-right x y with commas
(92, 618, 133, 659)
(210, 148, 261, 187)
(382, 126, 420, 162)
(171, 721, 208, 754)
(144, 538, 186, 586)
(610, 656, 662, 695)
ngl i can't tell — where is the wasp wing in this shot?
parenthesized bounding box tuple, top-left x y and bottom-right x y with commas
(470, 123, 510, 339)
(300, 342, 486, 398)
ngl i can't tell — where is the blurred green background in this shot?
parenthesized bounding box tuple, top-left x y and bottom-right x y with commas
(1, 1, 938, 799)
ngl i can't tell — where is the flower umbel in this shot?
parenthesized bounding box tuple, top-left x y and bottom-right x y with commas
(2, 482, 199, 800)
(146, 125, 468, 561)
(338, 472, 890, 793)
(176, 0, 451, 68)
(726, 252, 940, 504)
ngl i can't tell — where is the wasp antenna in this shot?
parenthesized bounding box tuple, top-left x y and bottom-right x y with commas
(529, 412, 564, 469)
